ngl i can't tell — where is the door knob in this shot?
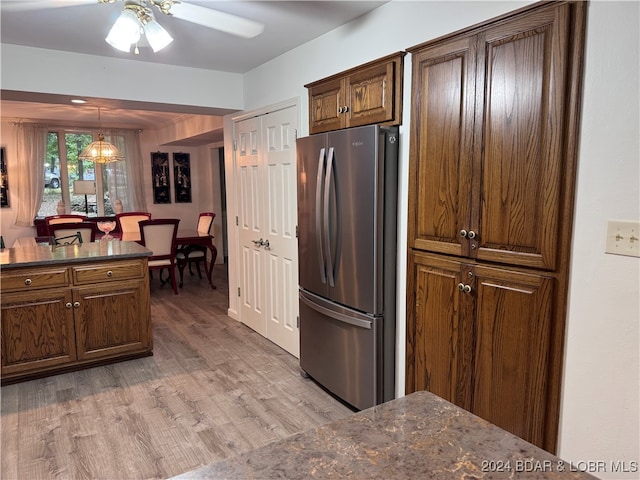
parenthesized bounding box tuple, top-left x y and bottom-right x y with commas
(252, 238, 264, 247)
(263, 239, 270, 250)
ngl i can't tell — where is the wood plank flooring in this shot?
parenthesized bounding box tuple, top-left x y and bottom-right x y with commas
(1, 265, 354, 480)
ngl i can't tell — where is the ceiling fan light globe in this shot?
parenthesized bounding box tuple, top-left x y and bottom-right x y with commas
(144, 20, 173, 52)
(105, 9, 141, 52)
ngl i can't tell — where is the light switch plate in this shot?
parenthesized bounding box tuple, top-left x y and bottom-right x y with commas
(605, 220, 640, 257)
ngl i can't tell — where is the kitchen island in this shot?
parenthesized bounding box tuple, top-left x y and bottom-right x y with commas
(173, 390, 597, 479)
(0, 241, 152, 384)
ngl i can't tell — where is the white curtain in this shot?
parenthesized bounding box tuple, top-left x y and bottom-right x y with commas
(15, 123, 48, 227)
(101, 128, 148, 213)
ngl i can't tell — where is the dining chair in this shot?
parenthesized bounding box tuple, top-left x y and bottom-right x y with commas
(175, 212, 215, 288)
(139, 218, 180, 294)
(45, 214, 87, 235)
(116, 212, 152, 240)
(52, 231, 83, 246)
(49, 221, 98, 244)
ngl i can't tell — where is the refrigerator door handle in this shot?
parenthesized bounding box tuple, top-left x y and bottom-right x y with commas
(315, 147, 327, 284)
(300, 291, 373, 330)
(324, 146, 335, 287)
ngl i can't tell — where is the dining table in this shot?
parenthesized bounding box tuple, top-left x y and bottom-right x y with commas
(118, 229, 217, 289)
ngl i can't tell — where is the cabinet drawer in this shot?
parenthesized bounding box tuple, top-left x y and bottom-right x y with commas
(1, 267, 69, 292)
(72, 260, 144, 285)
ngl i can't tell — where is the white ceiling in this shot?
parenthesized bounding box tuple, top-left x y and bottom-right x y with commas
(0, 0, 386, 140)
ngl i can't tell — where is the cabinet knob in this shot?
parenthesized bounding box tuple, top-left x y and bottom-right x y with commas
(338, 107, 344, 114)
(342, 105, 349, 113)
(106, 270, 113, 277)
(24, 278, 32, 286)
(65, 302, 72, 309)
(73, 301, 80, 308)
(460, 229, 468, 238)
(467, 230, 476, 239)
(457, 283, 472, 294)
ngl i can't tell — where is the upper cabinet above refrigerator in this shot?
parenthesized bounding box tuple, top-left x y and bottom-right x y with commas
(305, 52, 405, 134)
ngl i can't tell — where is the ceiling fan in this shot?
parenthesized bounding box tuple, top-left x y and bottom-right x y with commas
(2, 1, 265, 41)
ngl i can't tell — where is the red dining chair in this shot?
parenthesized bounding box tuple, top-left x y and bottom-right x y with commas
(175, 212, 215, 288)
(138, 218, 180, 294)
(116, 212, 151, 241)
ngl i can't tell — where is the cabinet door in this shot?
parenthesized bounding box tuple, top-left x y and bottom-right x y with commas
(1, 288, 76, 376)
(308, 77, 344, 134)
(406, 252, 471, 405)
(407, 35, 476, 257)
(73, 280, 151, 361)
(472, 4, 570, 270)
(345, 61, 395, 128)
(470, 264, 555, 448)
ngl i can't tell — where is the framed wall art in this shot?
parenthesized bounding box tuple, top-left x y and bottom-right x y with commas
(1, 147, 8, 208)
(173, 152, 192, 203)
(151, 151, 171, 204)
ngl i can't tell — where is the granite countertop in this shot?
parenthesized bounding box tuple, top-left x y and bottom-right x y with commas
(0, 240, 151, 269)
(173, 391, 597, 480)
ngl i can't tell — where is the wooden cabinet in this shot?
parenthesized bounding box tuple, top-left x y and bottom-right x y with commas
(1, 257, 151, 383)
(407, 252, 555, 446)
(306, 52, 405, 134)
(406, 1, 586, 452)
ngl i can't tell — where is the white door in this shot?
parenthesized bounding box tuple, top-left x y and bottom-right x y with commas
(262, 107, 299, 357)
(236, 115, 265, 336)
(234, 105, 299, 357)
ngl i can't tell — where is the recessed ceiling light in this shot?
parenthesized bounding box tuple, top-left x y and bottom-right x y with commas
(71, 98, 87, 104)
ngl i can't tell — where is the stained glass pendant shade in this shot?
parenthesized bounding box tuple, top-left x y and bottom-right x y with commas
(78, 108, 124, 164)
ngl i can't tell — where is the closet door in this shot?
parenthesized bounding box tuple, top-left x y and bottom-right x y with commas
(235, 106, 300, 357)
(237, 116, 266, 337)
(407, 34, 476, 258)
(472, 4, 571, 270)
(262, 107, 300, 358)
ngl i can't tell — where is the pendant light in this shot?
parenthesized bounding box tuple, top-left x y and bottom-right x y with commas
(78, 108, 125, 164)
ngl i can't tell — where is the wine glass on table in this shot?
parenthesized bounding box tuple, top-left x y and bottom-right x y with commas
(97, 221, 116, 241)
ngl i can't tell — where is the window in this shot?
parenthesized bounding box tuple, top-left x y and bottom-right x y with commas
(38, 129, 128, 218)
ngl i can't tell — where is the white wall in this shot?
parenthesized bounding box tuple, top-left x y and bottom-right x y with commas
(558, 1, 639, 474)
(241, 1, 639, 476)
(1, 44, 244, 111)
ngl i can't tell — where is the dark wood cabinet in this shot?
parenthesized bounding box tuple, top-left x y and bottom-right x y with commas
(407, 252, 555, 446)
(306, 52, 405, 134)
(1, 287, 77, 376)
(406, 1, 586, 452)
(1, 258, 151, 383)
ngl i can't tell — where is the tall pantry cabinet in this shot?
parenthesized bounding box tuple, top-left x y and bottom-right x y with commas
(405, 1, 586, 452)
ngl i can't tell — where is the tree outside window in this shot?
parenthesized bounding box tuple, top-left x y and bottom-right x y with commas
(38, 130, 121, 217)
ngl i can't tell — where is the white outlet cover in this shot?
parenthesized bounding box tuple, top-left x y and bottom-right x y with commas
(605, 220, 640, 257)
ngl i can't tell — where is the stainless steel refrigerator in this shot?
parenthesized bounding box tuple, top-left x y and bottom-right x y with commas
(296, 124, 399, 410)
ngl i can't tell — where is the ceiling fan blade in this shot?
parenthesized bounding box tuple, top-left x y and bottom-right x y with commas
(170, 3, 264, 39)
(1, 0, 96, 11)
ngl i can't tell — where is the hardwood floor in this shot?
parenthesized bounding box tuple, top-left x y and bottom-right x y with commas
(1, 265, 354, 480)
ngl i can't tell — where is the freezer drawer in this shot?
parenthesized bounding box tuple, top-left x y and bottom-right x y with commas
(299, 290, 381, 410)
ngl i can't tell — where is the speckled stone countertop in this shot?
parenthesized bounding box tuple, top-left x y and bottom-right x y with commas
(0, 240, 151, 269)
(173, 391, 597, 480)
